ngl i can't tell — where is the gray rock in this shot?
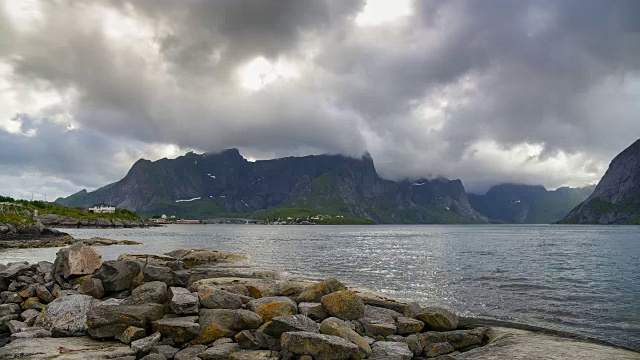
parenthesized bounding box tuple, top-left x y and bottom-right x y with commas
(35, 284, 55, 303)
(131, 332, 161, 358)
(53, 243, 102, 278)
(319, 317, 371, 358)
(396, 316, 424, 335)
(7, 320, 28, 334)
(35, 294, 96, 336)
(263, 314, 320, 338)
(152, 316, 200, 345)
(412, 306, 458, 331)
(10, 328, 52, 340)
(424, 342, 455, 357)
(198, 286, 243, 309)
(280, 331, 361, 360)
(78, 278, 105, 299)
(20, 308, 39, 326)
(19, 284, 36, 298)
(168, 287, 199, 315)
(87, 303, 165, 339)
(115, 326, 146, 344)
(141, 265, 175, 286)
(94, 260, 141, 293)
(364, 321, 397, 337)
(0, 262, 31, 289)
(298, 302, 328, 321)
(140, 354, 166, 360)
(1, 291, 22, 304)
(174, 344, 207, 360)
(151, 344, 180, 359)
(0, 314, 20, 332)
(122, 281, 168, 305)
(199, 342, 240, 360)
(247, 296, 298, 322)
(369, 341, 413, 360)
(0, 303, 20, 317)
(230, 350, 279, 359)
(0, 336, 135, 359)
(443, 329, 484, 350)
(320, 291, 365, 321)
(234, 330, 265, 350)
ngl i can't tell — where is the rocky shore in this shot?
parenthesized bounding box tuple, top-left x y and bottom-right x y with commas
(35, 214, 146, 228)
(0, 244, 636, 360)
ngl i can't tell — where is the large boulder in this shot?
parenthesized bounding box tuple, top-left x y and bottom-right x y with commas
(152, 316, 200, 345)
(164, 249, 249, 267)
(197, 309, 263, 344)
(77, 278, 105, 299)
(406, 305, 458, 331)
(199, 286, 243, 309)
(0, 337, 135, 359)
(53, 243, 102, 278)
(35, 294, 97, 336)
(320, 317, 371, 358)
(396, 316, 424, 335)
(280, 331, 361, 360)
(298, 302, 328, 321)
(262, 315, 320, 338)
(320, 291, 365, 321)
(87, 303, 165, 339)
(0, 262, 32, 289)
(93, 260, 141, 293)
(369, 341, 413, 360)
(247, 296, 297, 322)
(297, 278, 346, 303)
(131, 332, 161, 358)
(122, 281, 168, 305)
(169, 286, 199, 315)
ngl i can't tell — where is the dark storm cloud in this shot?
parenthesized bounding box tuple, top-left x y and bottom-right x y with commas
(1, 0, 639, 198)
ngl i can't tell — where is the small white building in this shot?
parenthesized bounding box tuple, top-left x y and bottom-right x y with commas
(88, 205, 116, 214)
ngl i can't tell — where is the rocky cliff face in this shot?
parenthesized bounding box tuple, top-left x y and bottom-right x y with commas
(469, 184, 594, 224)
(562, 139, 640, 224)
(57, 149, 485, 223)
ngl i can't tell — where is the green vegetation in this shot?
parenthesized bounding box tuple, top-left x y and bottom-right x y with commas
(588, 200, 640, 225)
(0, 213, 35, 226)
(252, 208, 375, 225)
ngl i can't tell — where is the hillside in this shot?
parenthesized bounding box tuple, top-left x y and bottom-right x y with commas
(469, 184, 594, 224)
(561, 139, 640, 224)
(56, 149, 486, 224)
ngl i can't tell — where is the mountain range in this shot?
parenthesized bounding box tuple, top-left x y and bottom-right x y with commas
(58, 140, 640, 224)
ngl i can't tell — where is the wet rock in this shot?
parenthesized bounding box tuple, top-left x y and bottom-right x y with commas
(115, 326, 146, 344)
(369, 341, 413, 360)
(197, 309, 263, 344)
(319, 317, 371, 358)
(131, 332, 161, 358)
(247, 296, 298, 322)
(280, 331, 361, 360)
(87, 303, 165, 339)
(320, 291, 365, 321)
(174, 344, 207, 360)
(199, 342, 240, 359)
(409, 306, 458, 332)
(35, 294, 96, 336)
(199, 286, 243, 309)
(263, 315, 320, 338)
(152, 316, 200, 345)
(424, 342, 455, 357)
(53, 243, 102, 278)
(122, 281, 167, 305)
(396, 316, 424, 335)
(77, 278, 105, 299)
(93, 260, 141, 293)
(168, 286, 199, 315)
(165, 249, 249, 267)
(297, 278, 346, 303)
(298, 302, 328, 321)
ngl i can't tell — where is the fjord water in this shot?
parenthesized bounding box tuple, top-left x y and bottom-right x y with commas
(1, 224, 638, 350)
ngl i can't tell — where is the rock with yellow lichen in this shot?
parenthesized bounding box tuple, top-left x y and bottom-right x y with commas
(247, 296, 298, 322)
(320, 290, 365, 321)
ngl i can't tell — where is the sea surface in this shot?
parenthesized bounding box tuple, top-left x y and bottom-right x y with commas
(1, 224, 638, 350)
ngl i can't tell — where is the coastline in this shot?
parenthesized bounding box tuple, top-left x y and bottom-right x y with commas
(0, 245, 636, 359)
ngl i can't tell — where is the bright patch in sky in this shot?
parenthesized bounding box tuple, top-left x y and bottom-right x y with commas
(237, 57, 299, 91)
(355, 0, 413, 26)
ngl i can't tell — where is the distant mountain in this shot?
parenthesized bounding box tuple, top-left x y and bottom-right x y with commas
(561, 139, 640, 224)
(469, 183, 594, 224)
(56, 149, 486, 224)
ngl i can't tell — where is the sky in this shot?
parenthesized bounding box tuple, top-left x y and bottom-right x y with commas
(1, 0, 640, 200)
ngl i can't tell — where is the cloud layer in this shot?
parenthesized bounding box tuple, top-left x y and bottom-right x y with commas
(1, 0, 639, 199)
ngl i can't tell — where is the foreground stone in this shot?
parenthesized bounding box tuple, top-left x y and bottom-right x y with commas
(93, 260, 141, 292)
(197, 309, 264, 344)
(369, 341, 413, 360)
(53, 243, 102, 278)
(280, 331, 361, 360)
(320, 317, 372, 358)
(152, 316, 200, 345)
(247, 296, 298, 322)
(321, 290, 365, 321)
(165, 249, 249, 267)
(0, 337, 135, 359)
(87, 303, 165, 338)
(297, 278, 347, 303)
(35, 294, 96, 336)
(406, 303, 458, 332)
